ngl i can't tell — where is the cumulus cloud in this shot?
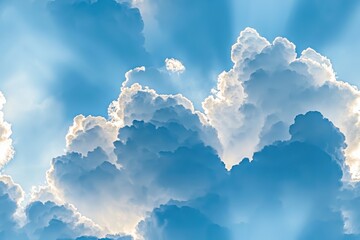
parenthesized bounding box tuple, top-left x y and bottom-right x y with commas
(48, 82, 225, 234)
(0, 175, 113, 240)
(6, 26, 360, 240)
(222, 111, 346, 239)
(117, 64, 191, 102)
(66, 115, 118, 160)
(203, 28, 360, 178)
(138, 111, 357, 239)
(0, 175, 27, 239)
(23, 200, 101, 240)
(46, 84, 360, 239)
(0, 95, 109, 239)
(0, 0, 151, 191)
(43, 28, 360, 238)
(165, 58, 185, 73)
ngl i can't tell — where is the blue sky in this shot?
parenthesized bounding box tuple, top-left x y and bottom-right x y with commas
(2, 0, 360, 239)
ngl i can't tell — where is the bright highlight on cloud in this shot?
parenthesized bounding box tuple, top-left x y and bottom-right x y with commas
(3, 27, 360, 240)
(165, 58, 186, 73)
(203, 28, 360, 178)
(0, 92, 14, 168)
(47, 82, 222, 235)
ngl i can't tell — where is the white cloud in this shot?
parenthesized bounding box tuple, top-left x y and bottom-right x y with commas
(6, 26, 360, 240)
(0, 92, 14, 169)
(0, 174, 24, 204)
(165, 58, 186, 73)
(47, 80, 223, 235)
(43, 29, 360, 237)
(203, 28, 360, 178)
(0, 175, 107, 240)
(66, 114, 118, 161)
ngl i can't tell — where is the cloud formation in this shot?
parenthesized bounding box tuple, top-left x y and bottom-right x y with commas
(0, 174, 132, 240)
(0, 175, 26, 239)
(0, 93, 127, 240)
(37, 28, 360, 239)
(165, 58, 185, 74)
(0, 0, 151, 190)
(138, 111, 357, 239)
(47, 86, 360, 239)
(5, 26, 360, 240)
(0, 174, 102, 240)
(203, 28, 360, 178)
(48, 83, 224, 234)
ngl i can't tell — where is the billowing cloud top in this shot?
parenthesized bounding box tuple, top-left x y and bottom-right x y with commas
(203, 28, 360, 178)
(3, 25, 360, 240)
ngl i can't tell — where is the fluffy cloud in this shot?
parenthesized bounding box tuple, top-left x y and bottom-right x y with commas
(0, 94, 108, 239)
(0, 175, 26, 239)
(66, 115, 118, 160)
(47, 84, 360, 239)
(222, 111, 346, 239)
(23, 200, 101, 240)
(203, 28, 360, 178)
(0, 92, 14, 168)
(0, 0, 151, 191)
(165, 58, 185, 74)
(138, 111, 357, 239)
(48, 83, 225, 234)
(45, 29, 360, 238)
(0, 175, 115, 240)
(6, 26, 360, 240)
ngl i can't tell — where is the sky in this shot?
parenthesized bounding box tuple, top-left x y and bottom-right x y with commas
(2, 0, 360, 239)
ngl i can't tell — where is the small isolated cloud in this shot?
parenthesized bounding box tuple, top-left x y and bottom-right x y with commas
(136, 0, 233, 78)
(165, 58, 186, 73)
